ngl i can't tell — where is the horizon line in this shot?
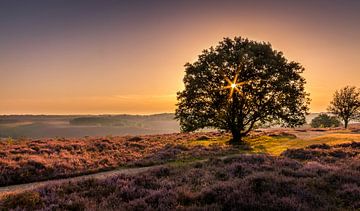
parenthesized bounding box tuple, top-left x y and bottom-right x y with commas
(0, 112, 326, 116)
(0, 112, 175, 116)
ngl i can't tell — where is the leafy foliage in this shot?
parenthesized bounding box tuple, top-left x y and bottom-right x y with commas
(176, 37, 310, 143)
(328, 86, 360, 128)
(310, 113, 341, 128)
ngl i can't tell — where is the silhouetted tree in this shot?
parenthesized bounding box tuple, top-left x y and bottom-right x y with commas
(176, 37, 310, 144)
(328, 86, 360, 128)
(310, 113, 341, 128)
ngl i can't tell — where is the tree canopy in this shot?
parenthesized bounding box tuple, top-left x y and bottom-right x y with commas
(328, 86, 360, 128)
(176, 37, 310, 143)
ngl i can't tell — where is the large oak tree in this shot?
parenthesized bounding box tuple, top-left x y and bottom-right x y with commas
(176, 37, 310, 144)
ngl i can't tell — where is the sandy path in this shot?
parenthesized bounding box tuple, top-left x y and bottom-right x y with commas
(0, 153, 246, 199)
(0, 164, 164, 199)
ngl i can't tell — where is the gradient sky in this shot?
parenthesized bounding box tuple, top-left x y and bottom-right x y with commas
(1, 0, 359, 114)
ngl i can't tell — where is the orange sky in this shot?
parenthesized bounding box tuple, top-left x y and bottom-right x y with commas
(1, 1, 359, 114)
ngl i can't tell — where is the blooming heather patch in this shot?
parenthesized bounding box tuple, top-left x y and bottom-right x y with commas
(0, 132, 237, 186)
(1, 142, 359, 210)
(281, 141, 360, 162)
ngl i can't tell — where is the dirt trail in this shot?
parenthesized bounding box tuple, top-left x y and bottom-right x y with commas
(0, 154, 246, 199)
(0, 164, 163, 199)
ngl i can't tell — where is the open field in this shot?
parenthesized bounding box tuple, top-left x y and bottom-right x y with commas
(0, 113, 336, 139)
(1, 141, 360, 210)
(0, 114, 179, 138)
(1, 125, 359, 187)
(0, 125, 359, 210)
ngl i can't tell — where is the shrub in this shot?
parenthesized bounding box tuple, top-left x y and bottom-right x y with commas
(336, 184, 360, 209)
(282, 142, 360, 161)
(152, 166, 171, 178)
(310, 113, 341, 128)
(307, 144, 331, 150)
(127, 136, 143, 142)
(2, 191, 43, 210)
(196, 135, 210, 141)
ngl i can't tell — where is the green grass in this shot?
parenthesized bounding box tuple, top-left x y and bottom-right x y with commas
(245, 133, 360, 155)
(187, 132, 360, 156)
(187, 136, 231, 147)
(244, 135, 295, 155)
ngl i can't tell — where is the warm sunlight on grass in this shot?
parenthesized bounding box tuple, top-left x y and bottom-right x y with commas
(185, 131, 360, 156)
(187, 136, 231, 147)
(245, 133, 360, 155)
(309, 133, 360, 145)
(186, 132, 360, 156)
(244, 135, 296, 155)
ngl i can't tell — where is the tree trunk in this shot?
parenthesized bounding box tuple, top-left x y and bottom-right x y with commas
(230, 129, 245, 145)
(344, 119, 349, 129)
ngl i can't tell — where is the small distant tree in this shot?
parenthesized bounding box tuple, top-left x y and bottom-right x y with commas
(328, 86, 360, 128)
(176, 37, 310, 144)
(310, 113, 341, 128)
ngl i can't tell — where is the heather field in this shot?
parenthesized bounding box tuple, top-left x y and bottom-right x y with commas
(1, 142, 360, 210)
(1, 127, 360, 187)
(0, 126, 360, 210)
(0, 132, 239, 186)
